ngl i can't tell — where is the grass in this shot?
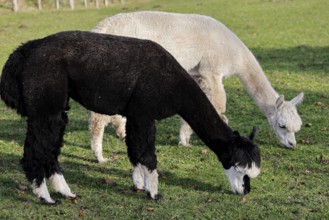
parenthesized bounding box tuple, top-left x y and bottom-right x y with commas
(0, 0, 328, 219)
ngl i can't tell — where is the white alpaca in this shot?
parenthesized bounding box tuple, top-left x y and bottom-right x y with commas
(89, 11, 303, 162)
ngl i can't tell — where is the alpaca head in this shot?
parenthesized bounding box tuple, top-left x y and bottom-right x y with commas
(218, 127, 261, 195)
(267, 93, 304, 148)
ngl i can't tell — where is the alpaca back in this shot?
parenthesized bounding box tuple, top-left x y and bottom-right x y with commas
(2, 31, 198, 120)
(92, 11, 249, 75)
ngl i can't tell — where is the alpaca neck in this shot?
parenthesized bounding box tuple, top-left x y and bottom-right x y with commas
(178, 84, 233, 147)
(238, 52, 279, 114)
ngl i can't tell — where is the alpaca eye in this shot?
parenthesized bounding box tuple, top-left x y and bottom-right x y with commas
(279, 124, 286, 129)
(234, 166, 242, 173)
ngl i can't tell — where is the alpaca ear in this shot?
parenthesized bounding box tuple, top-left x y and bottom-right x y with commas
(231, 131, 240, 142)
(233, 130, 240, 138)
(276, 95, 285, 108)
(249, 126, 258, 141)
(290, 92, 304, 106)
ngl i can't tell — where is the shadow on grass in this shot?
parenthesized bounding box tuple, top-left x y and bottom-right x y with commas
(61, 150, 128, 164)
(0, 149, 226, 204)
(0, 117, 96, 145)
(0, 119, 26, 146)
(61, 159, 223, 194)
(252, 46, 329, 73)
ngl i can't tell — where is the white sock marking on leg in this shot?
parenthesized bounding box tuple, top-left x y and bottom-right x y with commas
(142, 165, 158, 199)
(132, 163, 144, 190)
(92, 132, 108, 163)
(31, 178, 55, 203)
(111, 115, 126, 140)
(49, 173, 76, 198)
(90, 113, 108, 163)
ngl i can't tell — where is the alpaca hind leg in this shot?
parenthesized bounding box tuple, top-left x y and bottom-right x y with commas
(126, 117, 161, 200)
(89, 112, 111, 162)
(132, 163, 145, 191)
(49, 112, 76, 198)
(22, 113, 71, 204)
(143, 165, 160, 200)
(110, 115, 127, 141)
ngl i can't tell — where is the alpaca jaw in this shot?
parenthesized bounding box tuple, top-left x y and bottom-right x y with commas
(224, 163, 260, 195)
(276, 129, 297, 149)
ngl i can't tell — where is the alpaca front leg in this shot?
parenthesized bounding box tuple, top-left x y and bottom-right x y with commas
(197, 72, 228, 123)
(31, 179, 57, 204)
(179, 119, 193, 147)
(142, 166, 161, 200)
(132, 163, 145, 191)
(49, 173, 76, 198)
(89, 112, 109, 163)
(126, 117, 161, 200)
(110, 115, 127, 141)
(132, 163, 160, 199)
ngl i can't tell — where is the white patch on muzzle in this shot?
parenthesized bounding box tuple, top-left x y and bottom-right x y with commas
(224, 162, 260, 194)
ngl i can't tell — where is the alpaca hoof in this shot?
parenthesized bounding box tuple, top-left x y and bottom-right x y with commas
(154, 194, 163, 201)
(68, 193, 80, 199)
(147, 192, 163, 201)
(40, 198, 61, 205)
(97, 157, 109, 163)
(67, 194, 80, 204)
(55, 192, 79, 199)
(118, 135, 126, 142)
(132, 186, 145, 193)
(178, 141, 190, 147)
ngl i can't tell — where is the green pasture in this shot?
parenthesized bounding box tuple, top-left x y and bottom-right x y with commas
(0, 0, 328, 219)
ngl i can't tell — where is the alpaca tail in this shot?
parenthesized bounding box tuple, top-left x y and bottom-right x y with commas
(0, 46, 26, 116)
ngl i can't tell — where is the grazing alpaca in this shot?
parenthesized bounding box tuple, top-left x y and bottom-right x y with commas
(0, 31, 261, 204)
(89, 11, 303, 162)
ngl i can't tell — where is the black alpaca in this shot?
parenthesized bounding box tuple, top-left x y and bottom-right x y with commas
(0, 31, 260, 204)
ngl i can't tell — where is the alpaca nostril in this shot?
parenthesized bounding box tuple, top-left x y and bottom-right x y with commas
(288, 142, 296, 148)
